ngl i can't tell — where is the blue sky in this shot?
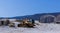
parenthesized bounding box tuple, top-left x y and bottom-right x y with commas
(0, 0, 60, 17)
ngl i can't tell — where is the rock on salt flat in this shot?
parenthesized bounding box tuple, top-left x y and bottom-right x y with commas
(0, 23, 60, 33)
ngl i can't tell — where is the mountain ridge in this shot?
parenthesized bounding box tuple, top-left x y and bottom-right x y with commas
(0, 12, 60, 21)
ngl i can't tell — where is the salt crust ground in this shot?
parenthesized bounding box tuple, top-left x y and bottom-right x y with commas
(0, 23, 60, 33)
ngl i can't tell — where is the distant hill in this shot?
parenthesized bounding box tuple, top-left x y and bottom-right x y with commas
(9, 12, 60, 20)
(0, 12, 60, 21)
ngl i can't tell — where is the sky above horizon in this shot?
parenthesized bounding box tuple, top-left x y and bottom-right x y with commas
(0, 0, 60, 17)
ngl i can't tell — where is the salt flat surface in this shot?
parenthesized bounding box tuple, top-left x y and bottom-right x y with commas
(0, 23, 60, 33)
